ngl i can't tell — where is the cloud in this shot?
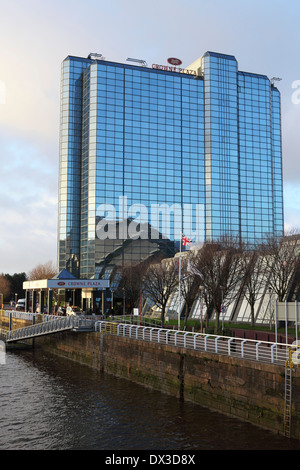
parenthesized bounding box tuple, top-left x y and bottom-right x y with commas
(284, 182, 300, 232)
(0, 132, 57, 274)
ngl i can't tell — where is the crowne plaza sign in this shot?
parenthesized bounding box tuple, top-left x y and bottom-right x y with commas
(47, 279, 110, 289)
(23, 279, 110, 290)
(152, 63, 197, 75)
(152, 57, 197, 76)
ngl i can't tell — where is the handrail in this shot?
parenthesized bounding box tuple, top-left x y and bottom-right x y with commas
(2, 311, 296, 367)
(95, 321, 293, 367)
(5, 316, 95, 342)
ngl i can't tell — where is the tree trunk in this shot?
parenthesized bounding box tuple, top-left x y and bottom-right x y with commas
(214, 310, 220, 334)
(250, 303, 255, 327)
(184, 303, 192, 328)
(161, 306, 165, 328)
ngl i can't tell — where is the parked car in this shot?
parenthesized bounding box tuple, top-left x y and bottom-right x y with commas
(66, 306, 82, 316)
(16, 299, 26, 311)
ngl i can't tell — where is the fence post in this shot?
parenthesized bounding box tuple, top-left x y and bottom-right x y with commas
(228, 337, 234, 356)
(271, 343, 276, 363)
(256, 342, 261, 361)
(194, 334, 200, 350)
(215, 336, 221, 353)
(241, 340, 247, 358)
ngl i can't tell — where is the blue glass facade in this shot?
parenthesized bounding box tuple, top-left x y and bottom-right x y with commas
(58, 52, 284, 279)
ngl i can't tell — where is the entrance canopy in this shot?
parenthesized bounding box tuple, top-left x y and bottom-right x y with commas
(23, 269, 110, 290)
(23, 269, 110, 314)
(24, 278, 110, 290)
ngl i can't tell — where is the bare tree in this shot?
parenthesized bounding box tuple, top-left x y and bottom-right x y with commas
(0, 275, 11, 301)
(240, 248, 266, 327)
(259, 229, 300, 302)
(143, 257, 179, 327)
(27, 260, 57, 280)
(194, 235, 245, 334)
(180, 252, 202, 327)
(117, 261, 148, 314)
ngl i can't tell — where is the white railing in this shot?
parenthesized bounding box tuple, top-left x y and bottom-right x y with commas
(2, 311, 294, 366)
(5, 316, 95, 342)
(1, 311, 67, 323)
(95, 321, 291, 367)
(2, 311, 104, 322)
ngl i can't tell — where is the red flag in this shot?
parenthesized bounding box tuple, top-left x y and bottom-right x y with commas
(182, 235, 192, 246)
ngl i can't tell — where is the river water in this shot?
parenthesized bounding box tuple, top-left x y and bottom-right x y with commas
(1, 348, 300, 452)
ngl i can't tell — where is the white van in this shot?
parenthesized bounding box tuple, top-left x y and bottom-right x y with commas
(16, 299, 26, 311)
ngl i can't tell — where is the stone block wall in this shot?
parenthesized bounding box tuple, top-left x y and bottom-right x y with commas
(36, 330, 300, 439)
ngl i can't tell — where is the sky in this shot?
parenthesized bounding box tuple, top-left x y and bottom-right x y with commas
(0, 0, 300, 275)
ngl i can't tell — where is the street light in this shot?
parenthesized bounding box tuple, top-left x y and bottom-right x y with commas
(220, 285, 224, 335)
(199, 286, 204, 335)
(111, 289, 114, 312)
(122, 288, 126, 316)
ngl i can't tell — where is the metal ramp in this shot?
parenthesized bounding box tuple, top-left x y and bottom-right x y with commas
(4, 316, 95, 343)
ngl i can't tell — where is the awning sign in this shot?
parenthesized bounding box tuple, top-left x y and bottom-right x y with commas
(47, 279, 110, 289)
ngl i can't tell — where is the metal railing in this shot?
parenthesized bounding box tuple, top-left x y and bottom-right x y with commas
(2, 310, 295, 367)
(5, 316, 95, 343)
(1, 310, 104, 322)
(95, 321, 292, 367)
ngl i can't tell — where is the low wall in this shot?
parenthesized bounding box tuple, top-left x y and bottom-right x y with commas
(35, 329, 300, 440)
(231, 328, 295, 344)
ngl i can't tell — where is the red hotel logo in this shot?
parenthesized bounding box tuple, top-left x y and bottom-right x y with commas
(167, 57, 182, 66)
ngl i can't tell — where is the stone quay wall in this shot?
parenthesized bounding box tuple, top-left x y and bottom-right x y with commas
(2, 314, 300, 440)
(34, 328, 300, 440)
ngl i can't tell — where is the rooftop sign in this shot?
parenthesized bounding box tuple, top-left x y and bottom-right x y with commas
(152, 63, 196, 76)
(167, 57, 182, 66)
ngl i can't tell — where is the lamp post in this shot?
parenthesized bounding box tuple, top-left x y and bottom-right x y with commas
(111, 289, 114, 310)
(102, 288, 106, 316)
(269, 286, 272, 330)
(122, 287, 126, 316)
(199, 286, 204, 335)
(220, 285, 224, 336)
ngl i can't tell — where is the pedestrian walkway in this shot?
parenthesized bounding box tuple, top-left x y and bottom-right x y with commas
(4, 315, 94, 343)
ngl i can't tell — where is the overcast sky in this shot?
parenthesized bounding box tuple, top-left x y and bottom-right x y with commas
(0, 0, 300, 275)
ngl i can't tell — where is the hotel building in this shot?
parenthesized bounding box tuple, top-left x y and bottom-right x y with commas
(58, 51, 283, 280)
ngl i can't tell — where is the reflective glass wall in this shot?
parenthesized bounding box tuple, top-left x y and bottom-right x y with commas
(58, 57, 91, 277)
(201, 51, 283, 246)
(238, 71, 274, 242)
(202, 52, 239, 240)
(271, 87, 284, 237)
(58, 52, 284, 279)
(80, 60, 205, 278)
